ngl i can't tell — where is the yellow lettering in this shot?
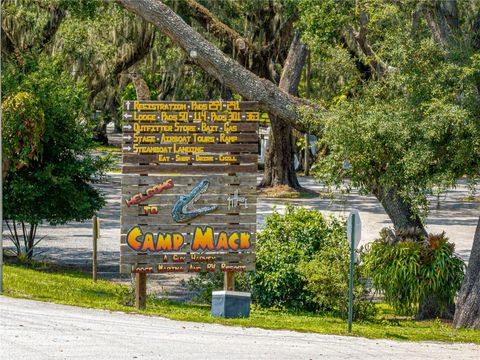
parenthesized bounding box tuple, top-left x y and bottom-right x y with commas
(126, 226, 143, 251)
(173, 233, 184, 251)
(219, 155, 237, 162)
(220, 133, 238, 143)
(156, 233, 172, 251)
(195, 155, 214, 162)
(228, 232, 240, 251)
(141, 233, 155, 252)
(216, 232, 229, 250)
(193, 134, 215, 143)
(176, 154, 191, 162)
(201, 123, 219, 132)
(240, 232, 251, 249)
(161, 134, 191, 143)
(224, 123, 238, 132)
(191, 226, 214, 251)
(174, 145, 205, 153)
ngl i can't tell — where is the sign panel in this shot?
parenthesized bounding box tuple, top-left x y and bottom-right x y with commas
(346, 209, 362, 249)
(120, 101, 258, 274)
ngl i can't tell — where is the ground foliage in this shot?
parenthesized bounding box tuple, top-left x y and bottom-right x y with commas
(251, 205, 352, 312)
(363, 229, 465, 317)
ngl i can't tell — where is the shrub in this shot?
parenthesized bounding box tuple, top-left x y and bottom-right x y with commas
(250, 205, 346, 311)
(298, 239, 376, 320)
(363, 229, 465, 317)
(2, 59, 109, 259)
(183, 272, 250, 303)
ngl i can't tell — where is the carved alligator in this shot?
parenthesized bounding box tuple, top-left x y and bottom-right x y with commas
(171, 178, 218, 223)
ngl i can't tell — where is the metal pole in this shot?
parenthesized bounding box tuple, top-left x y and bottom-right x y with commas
(0, 0, 4, 293)
(348, 214, 355, 332)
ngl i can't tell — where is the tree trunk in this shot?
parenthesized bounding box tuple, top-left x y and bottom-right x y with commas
(260, 118, 300, 189)
(130, 65, 151, 100)
(416, 295, 455, 321)
(372, 183, 448, 319)
(454, 215, 480, 329)
(453, 11, 480, 330)
(371, 183, 427, 235)
(260, 32, 307, 188)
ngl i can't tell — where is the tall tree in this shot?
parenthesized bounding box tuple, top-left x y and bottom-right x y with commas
(298, 0, 480, 320)
(261, 32, 307, 188)
(117, 0, 322, 191)
(181, 0, 304, 188)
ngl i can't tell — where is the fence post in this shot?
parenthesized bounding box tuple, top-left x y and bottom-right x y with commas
(135, 273, 147, 309)
(92, 215, 99, 282)
(224, 272, 235, 291)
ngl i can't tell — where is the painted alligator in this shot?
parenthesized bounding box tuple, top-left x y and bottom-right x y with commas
(171, 178, 218, 223)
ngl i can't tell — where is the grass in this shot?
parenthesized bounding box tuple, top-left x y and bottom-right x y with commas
(461, 195, 480, 203)
(2, 263, 480, 344)
(258, 185, 318, 199)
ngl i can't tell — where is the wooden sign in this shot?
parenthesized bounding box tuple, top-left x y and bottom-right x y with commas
(120, 101, 258, 274)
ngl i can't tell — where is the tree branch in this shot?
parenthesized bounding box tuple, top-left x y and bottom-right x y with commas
(90, 26, 155, 98)
(345, 11, 391, 77)
(130, 64, 151, 100)
(183, 0, 255, 56)
(115, 0, 322, 133)
(423, 0, 460, 48)
(1, 27, 18, 59)
(279, 32, 307, 96)
(39, 5, 66, 49)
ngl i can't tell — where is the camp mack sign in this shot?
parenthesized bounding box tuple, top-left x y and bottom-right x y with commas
(120, 100, 258, 274)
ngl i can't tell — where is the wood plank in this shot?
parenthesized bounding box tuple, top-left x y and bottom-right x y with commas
(124, 100, 258, 112)
(122, 154, 258, 165)
(121, 174, 258, 186)
(123, 132, 258, 144)
(122, 204, 256, 217)
(120, 223, 256, 234)
(123, 111, 259, 123)
(121, 193, 256, 204)
(122, 143, 258, 153)
(123, 122, 258, 133)
(122, 183, 256, 195)
(122, 164, 257, 174)
(120, 251, 255, 263)
(121, 262, 256, 274)
(121, 213, 257, 226)
(120, 241, 256, 253)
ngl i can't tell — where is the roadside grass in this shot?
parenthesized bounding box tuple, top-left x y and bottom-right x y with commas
(258, 185, 318, 199)
(3, 263, 480, 344)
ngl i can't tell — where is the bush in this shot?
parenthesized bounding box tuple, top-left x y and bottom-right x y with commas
(2, 58, 109, 259)
(250, 205, 346, 311)
(183, 272, 250, 303)
(362, 229, 465, 317)
(298, 239, 376, 320)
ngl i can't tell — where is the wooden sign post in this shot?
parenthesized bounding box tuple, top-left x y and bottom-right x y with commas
(120, 101, 258, 310)
(92, 215, 100, 282)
